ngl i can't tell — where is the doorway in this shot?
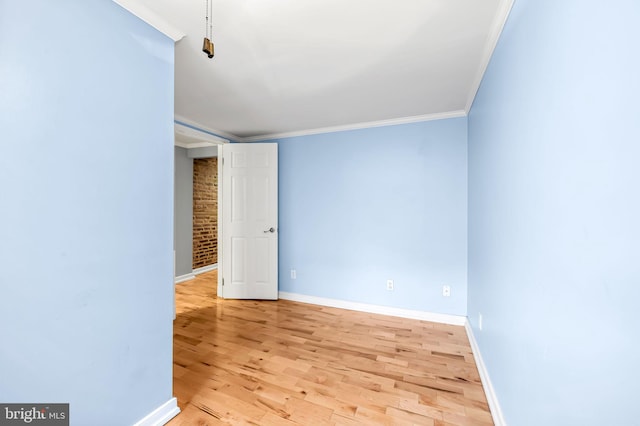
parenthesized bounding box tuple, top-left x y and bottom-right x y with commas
(173, 121, 227, 288)
(174, 129, 280, 300)
(192, 157, 218, 272)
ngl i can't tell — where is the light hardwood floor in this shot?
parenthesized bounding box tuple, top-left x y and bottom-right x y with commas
(168, 271, 493, 425)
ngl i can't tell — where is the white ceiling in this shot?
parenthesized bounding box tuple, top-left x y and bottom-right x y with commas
(120, 0, 512, 141)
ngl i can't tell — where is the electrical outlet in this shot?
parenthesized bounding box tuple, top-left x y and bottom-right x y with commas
(442, 285, 451, 297)
(290, 269, 296, 279)
(479, 313, 483, 331)
(386, 279, 394, 291)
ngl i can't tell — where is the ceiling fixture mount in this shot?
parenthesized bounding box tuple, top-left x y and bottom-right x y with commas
(202, 0, 214, 58)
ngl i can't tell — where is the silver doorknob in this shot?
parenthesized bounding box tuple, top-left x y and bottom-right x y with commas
(264, 227, 275, 233)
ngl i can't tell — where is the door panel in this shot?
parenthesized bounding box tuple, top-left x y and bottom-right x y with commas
(221, 143, 278, 299)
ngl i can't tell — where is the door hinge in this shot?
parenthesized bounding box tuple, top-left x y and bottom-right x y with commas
(222, 278, 225, 286)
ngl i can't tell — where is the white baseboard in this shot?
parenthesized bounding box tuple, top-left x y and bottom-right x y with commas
(133, 397, 180, 426)
(193, 263, 218, 275)
(465, 320, 506, 426)
(278, 292, 466, 326)
(174, 273, 195, 284)
(175, 264, 217, 283)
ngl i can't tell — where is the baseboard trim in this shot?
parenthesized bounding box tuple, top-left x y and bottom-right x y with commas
(175, 264, 218, 283)
(465, 320, 506, 426)
(133, 397, 180, 426)
(193, 264, 218, 275)
(174, 273, 195, 284)
(278, 292, 466, 326)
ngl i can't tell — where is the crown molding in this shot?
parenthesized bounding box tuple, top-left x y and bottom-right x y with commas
(175, 110, 467, 144)
(174, 121, 229, 147)
(464, 0, 515, 112)
(174, 115, 239, 142)
(174, 141, 190, 149)
(113, 0, 185, 41)
(174, 141, 220, 149)
(240, 110, 467, 142)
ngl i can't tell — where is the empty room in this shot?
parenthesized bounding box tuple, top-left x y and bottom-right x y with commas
(1, 1, 638, 426)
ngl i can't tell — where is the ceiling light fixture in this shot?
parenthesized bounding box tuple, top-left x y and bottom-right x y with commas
(202, 0, 214, 58)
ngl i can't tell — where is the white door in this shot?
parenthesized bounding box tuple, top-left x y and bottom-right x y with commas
(220, 143, 278, 299)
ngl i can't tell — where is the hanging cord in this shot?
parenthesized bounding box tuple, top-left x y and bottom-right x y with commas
(209, 0, 214, 41)
(203, 0, 214, 58)
(205, 0, 210, 39)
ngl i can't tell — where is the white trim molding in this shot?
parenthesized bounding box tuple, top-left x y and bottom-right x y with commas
(278, 292, 466, 326)
(175, 122, 230, 146)
(241, 110, 467, 142)
(465, 321, 507, 426)
(133, 397, 180, 426)
(175, 265, 217, 283)
(464, 0, 515, 112)
(174, 115, 238, 142)
(174, 273, 195, 284)
(175, 141, 220, 149)
(193, 264, 218, 275)
(112, 0, 185, 42)
(174, 110, 468, 144)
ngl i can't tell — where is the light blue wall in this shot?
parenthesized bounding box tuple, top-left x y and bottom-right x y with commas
(0, 1, 175, 424)
(270, 118, 467, 315)
(468, 1, 640, 424)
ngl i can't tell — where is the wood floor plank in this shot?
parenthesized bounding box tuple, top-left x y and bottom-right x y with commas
(168, 271, 493, 425)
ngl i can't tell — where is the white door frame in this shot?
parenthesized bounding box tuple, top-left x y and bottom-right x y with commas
(217, 150, 223, 297)
(173, 121, 229, 296)
(174, 125, 278, 300)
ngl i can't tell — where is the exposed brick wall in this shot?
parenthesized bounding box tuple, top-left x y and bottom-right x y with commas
(193, 157, 217, 269)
